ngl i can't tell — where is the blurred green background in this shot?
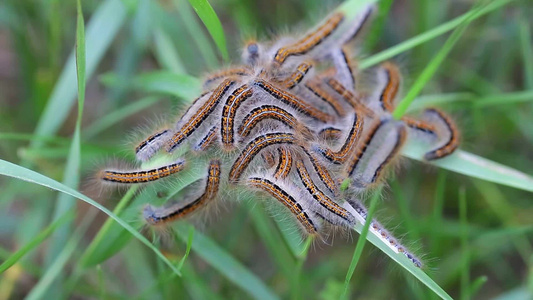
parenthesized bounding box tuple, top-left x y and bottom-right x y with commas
(0, 0, 532, 299)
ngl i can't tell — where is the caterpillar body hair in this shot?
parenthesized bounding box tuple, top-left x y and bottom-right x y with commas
(305, 81, 347, 117)
(344, 198, 423, 268)
(336, 4, 375, 47)
(273, 12, 344, 65)
(278, 61, 314, 89)
(204, 68, 252, 89)
(167, 79, 235, 153)
(229, 132, 296, 183)
(238, 104, 300, 137)
(247, 175, 320, 235)
(346, 119, 406, 189)
(318, 127, 343, 140)
(369, 62, 401, 114)
(135, 129, 172, 162)
(221, 84, 254, 149)
(194, 125, 218, 152)
(295, 159, 355, 227)
(326, 77, 375, 118)
(274, 148, 293, 179)
(253, 79, 334, 123)
(302, 147, 339, 196)
(99, 159, 186, 184)
(314, 112, 363, 164)
(329, 48, 355, 92)
(144, 159, 221, 226)
(261, 149, 277, 168)
(423, 108, 460, 160)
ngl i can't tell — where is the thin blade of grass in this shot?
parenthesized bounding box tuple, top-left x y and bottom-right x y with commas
(520, 18, 533, 89)
(26, 210, 97, 300)
(42, 2, 86, 294)
(79, 186, 138, 268)
(132, 71, 201, 99)
(31, 0, 127, 146)
(403, 143, 533, 193)
(83, 96, 162, 139)
(359, 0, 516, 70)
(392, 1, 479, 119)
(0, 212, 73, 274)
(153, 27, 186, 73)
(0, 159, 182, 276)
(176, 223, 278, 300)
(341, 189, 380, 300)
(186, 0, 228, 61)
(473, 90, 533, 107)
(459, 187, 470, 300)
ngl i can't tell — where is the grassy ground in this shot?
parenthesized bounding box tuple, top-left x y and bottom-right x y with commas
(0, 0, 532, 299)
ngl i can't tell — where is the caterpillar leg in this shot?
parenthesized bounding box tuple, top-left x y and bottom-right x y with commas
(99, 159, 186, 185)
(344, 198, 423, 268)
(345, 119, 407, 189)
(135, 129, 172, 162)
(144, 159, 221, 226)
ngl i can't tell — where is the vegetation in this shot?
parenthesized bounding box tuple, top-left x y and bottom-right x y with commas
(0, 0, 531, 299)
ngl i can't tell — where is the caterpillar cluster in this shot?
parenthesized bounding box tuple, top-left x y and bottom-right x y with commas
(98, 4, 460, 269)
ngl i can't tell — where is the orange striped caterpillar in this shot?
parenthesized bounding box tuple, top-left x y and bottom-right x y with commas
(98, 3, 461, 270)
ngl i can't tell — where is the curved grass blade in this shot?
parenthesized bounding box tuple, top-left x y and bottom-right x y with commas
(359, 0, 516, 70)
(341, 190, 380, 300)
(392, 0, 478, 119)
(0, 212, 73, 274)
(403, 143, 533, 193)
(0, 159, 182, 276)
(350, 208, 454, 300)
(176, 223, 278, 300)
(132, 71, 201, 99)
(42, 2, 87, 295)
(32, 0, 127, 147)
(186, 0, 228, 61)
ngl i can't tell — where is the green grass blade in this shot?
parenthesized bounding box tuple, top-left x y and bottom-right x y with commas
(26, 210, 97, 300)
(392, 1, 478, 119)
(186, 0, 228, 61)
(42, 2, 86, 294)
(32, 0, 127, 146)
(0, 159, 182, 276)
(359, 0, 516, 70)
(83, 96, 162, 139)
(176, 223, 279, 300)
(132, 71, 201, 99)
(520, 18, 533, 89)
(459, 187, 470, 300)
(473, 90, 533, 107)
(341, 190, 380, 300)
(403, 143, 533, 193)
(79, 187, 138, 268)
(153, 27, 186, 73)
(0, 212, 73, 274)
(351, 211, 453, 300)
